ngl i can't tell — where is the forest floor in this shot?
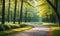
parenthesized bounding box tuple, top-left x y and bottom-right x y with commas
(6, 23, 50, 36)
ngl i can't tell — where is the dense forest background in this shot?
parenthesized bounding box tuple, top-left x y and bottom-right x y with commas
(0, 0, 60, 24)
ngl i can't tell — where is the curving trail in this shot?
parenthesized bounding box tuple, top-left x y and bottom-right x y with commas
(6, 23, 50, 36)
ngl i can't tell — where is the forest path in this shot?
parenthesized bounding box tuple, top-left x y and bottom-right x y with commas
(6, 23, 50, 36)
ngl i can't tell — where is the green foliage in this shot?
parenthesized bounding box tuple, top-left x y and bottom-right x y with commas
(36, 0, 54, 18)
(0, 0, 59, 22)
(0, 25, 32, 36)
(20, 24, 28, 27)
(4, 24, 12, 30)
(53, 30, 60, 36)
(42, 23, 58, 27)
(58, 0, 60, 16)
(9, 24, 20, 29)
(0, 24, 5, 31)
(0, 23, 29, 31)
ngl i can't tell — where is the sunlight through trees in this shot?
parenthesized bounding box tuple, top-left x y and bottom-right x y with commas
(0, 0, 60, 27)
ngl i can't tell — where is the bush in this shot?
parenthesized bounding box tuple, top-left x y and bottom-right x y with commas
(4, 24, 11, 30)
(9, 24, 20, 29)
(0, 24, 28, 31)
(0, 24, 5, 31)
(14, 25, 20, 28)
(20, 24, 27, 27)
(9, 25, 16, 29)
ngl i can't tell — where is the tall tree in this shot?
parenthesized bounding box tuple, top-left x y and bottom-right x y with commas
(13, 0, 17, 24)
(18, 0, 34, 24)
(11, 11, 12, 22)
(8, 0, 10, 23)
(2, 0, 5, 24)
(46, 0, 60, 27)
(17, 5, 20, 23)
(25, 8, 27, 22)
(19, 0, 24, 24)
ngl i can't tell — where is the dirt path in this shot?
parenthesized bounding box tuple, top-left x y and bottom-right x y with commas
(6, 23, 50, 36)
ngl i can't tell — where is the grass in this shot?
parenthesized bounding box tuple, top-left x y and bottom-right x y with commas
(42, 23, 59, 29)
(0, 25, 32, 36)
(41, 23, 60, 36)
(53, 30, 60, 36)
(0, 22, 33, 36)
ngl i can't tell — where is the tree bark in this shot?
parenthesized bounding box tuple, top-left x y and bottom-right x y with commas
(18, 5, 20, 23)
(13, 0, 17, 24)
(8, 0, 10, 23)
(2, 0, 5, 24)
(19, 0, 23, 24)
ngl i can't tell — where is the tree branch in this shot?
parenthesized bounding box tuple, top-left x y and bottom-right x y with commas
(46, 0, 60, 27)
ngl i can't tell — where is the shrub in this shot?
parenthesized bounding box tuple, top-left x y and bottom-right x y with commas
(0, 24, 28, 31)
(20, 24, 27, 27)
(4, 24, 11, 30)
(0, 24, 5, 31)
(14, 25, 20, 28)
(9, 24, 20, 29)
(9, 25, 15, 29)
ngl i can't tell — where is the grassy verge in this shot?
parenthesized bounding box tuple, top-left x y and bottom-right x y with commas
(0, 25, 32, 36)
(53, 29, 60, 36)
(41, 23, 60, 36)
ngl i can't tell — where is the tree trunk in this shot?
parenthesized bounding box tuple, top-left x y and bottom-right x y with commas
(25, 8, 27, 22)
(8, 0, 10, 23)
(11, 11, 12, 22)
(46, 0, 60, 27)
(13, 0, 17, 24)
(18, 5, 20, 23)
(2, 0, 5, 24)
(19, 0, 23, 24)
